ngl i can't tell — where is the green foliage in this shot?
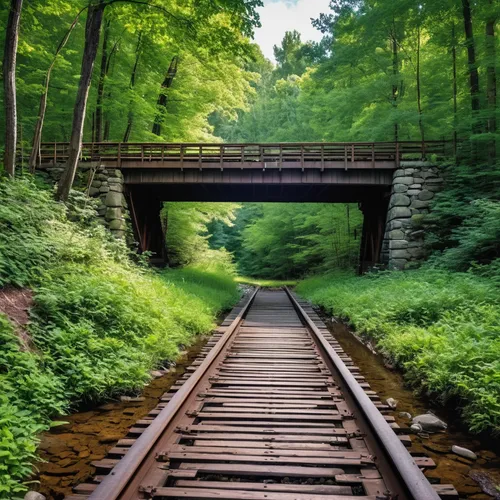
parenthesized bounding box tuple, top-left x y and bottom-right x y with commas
(214, 203, 362, 279)
(163, 202, 239, 272)
(0, 178, 240, 497)
(0, 0, 262, 147)
(297, 269, 500, 434)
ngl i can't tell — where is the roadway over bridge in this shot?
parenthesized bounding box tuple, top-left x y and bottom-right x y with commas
(40, 141, 448, 270)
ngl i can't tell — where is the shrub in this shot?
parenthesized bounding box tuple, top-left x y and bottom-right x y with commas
(297, 269, 500, 434)
(0, 178, 240, 496)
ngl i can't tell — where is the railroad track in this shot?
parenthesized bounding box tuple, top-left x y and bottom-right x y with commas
(68, 288, 457, 500)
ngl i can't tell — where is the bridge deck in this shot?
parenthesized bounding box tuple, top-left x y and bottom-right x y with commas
(40, 141, 448, 171)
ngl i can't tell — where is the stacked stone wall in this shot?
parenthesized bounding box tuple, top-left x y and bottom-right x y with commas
(38, 163, 130, 239)
(382, 161, 444, 270)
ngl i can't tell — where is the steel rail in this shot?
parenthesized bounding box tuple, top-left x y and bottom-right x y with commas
(88, 287, 259, 500)
(284, 287, 440, 500)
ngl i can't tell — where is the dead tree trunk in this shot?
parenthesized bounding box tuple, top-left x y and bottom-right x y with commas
(95, 19, 111, 143)
(123, 32, 142, 143)
(152, 56, 179, 136)
(3, 0, 23, 177)
(461, 0, 481, 133)
(29, 8, 84, 172)
(486, 0, 497, 163)
(57, 3, 104, 201)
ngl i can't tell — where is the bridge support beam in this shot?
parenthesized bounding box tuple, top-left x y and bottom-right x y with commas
(358, 196, 390, 273)
(126, 188, 167, 265)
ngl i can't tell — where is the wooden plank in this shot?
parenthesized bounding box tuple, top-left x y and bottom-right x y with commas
(173, 480, 353, 495)
(151, 487, 375, 499)
(177, 462, 346, 477)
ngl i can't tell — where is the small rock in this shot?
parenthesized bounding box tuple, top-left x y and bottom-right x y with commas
(150, 370, 164, 379)
(120, 396, 145, 403)
(24, 492, 46, 500)
(399, 412, 412, 419)
(452, 445, 477, 461)
(386, 398, 398, 410)
(410, 424, 423, 433)
(412, 414, 447, 432)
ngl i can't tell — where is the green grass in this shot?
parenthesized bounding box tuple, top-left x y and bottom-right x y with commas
(297, 270, 500, 435)
(236, 276, 298, 287)
(0, 177, 240, 498)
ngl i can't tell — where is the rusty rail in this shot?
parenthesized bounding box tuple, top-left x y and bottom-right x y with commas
(68, 288, 454, 500)
(38, 141, 450, 169)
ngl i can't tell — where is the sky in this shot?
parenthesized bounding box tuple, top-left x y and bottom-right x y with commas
(252, 0, 331, 62)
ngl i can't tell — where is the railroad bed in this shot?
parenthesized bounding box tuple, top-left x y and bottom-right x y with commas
(69, 289, 457, 500)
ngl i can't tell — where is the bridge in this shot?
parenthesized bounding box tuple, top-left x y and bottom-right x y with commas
(40, 141, 449, 270)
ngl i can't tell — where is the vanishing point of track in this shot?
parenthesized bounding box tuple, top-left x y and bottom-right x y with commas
(68, 288, 456, 500)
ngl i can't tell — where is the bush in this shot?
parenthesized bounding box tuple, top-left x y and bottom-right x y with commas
(297, 269, 500, 434)
(0, 178, 240, 497)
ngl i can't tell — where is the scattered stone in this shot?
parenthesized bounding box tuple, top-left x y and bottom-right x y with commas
(151, 370, 164, 379)
(120, 396, 146, 403)
(410, 423, 423, 433)
(412, 414, 447, 432)
(88, 187, 100, 197)
(452, 445, 477, 461)
(58, 457, 77, 468)
(24, 493, 46, 500)
(399, 412, 412, 419)
(385, 398, 398, 409)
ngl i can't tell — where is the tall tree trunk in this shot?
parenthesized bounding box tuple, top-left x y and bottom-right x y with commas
(57, 3, 104, 201)
(391, 28, 399, 143)
(3, 0, 23, 177)
(452, 23, 459, 156)
(123, 32, 142, 142)
(461, 0, 481, 133)
(29, 8, 84, 172)
(152, 56, 179, 136)
(486, 0, 497, 163)
(95, 19, 111, 143)
(416, 24, 425, 149)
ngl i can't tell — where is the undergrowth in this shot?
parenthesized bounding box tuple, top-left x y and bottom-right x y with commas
(297, 270, 500, 435)
(0, 178, 240, 498)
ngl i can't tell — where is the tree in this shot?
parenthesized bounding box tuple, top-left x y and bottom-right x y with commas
(2, 0, 23, 177)
(56, 2, 105, 201)
(461, 0, 480, 132)
(28, 7, 85, 172)
(152, 55, 178, 136)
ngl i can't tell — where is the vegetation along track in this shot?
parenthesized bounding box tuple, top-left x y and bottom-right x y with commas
(68, 288, 457, 500)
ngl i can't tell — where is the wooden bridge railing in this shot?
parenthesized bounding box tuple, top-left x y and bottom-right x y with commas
(39, 141, 450, 169)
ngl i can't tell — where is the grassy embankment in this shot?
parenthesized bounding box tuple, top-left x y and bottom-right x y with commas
(0, 178, 240, 498)
(297, 270, 500, 435)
